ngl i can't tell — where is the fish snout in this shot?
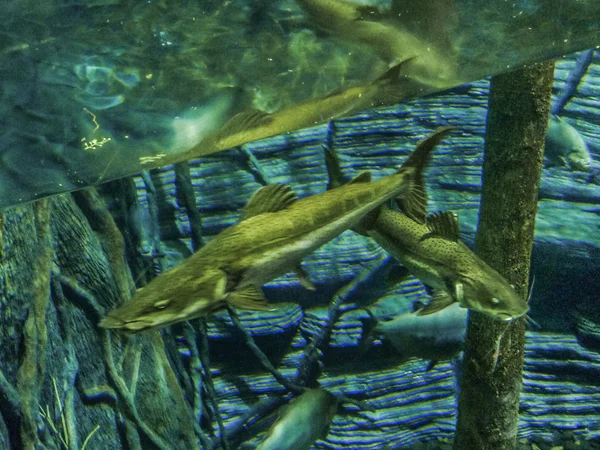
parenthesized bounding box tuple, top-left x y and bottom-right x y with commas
(98, 314, 124, 330)
(98, 314, 150, 333)
(497, 312, 517, 322)
(496, 305, 530, 322)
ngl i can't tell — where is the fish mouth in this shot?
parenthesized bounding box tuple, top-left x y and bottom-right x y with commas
(98, 315, 125, 330)
(496, 310, 528, 322)
(98, 315, 152, 333)
(497, 313, 516, 322)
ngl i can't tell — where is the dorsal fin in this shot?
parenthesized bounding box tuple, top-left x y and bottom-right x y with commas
(355, 5, 385, 21)
(241, 184, 297, 220)
(324, 87, 344, 99)
(396, 126, 454, 223)
(324, 146, 348, 190)
(425, 211, 460, 241)
(375, 56, 417, 83)
(217, 110, 273, 138)
(346, 171, 371, 184)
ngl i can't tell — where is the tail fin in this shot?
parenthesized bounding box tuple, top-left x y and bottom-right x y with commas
(396, 126, 455, 223)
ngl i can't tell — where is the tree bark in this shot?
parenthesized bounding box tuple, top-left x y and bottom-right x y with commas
(0, 190, 201, 450)
(454, 62, 555, 450)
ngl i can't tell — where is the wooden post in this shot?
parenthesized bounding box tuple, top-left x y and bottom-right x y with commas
(453, 61, 555, 450)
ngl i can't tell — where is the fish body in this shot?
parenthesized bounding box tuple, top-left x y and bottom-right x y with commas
(99, 128, 452, 333)
(545, 114, 592, 172)
(154, 61, 411, 166)
(256, 388, 338, 450)
(373, 302, 467, 363)
(366, 207, 529, 321)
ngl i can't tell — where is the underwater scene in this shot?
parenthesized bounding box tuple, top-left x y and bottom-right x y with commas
(1, 1, 600, 450)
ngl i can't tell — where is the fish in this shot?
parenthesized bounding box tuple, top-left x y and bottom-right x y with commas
(99, 127, 449, 333)
(544, 114, 592, 172)
(295, 0, 457, 88)
(363, 302, 468, 370)
(324, 131, 529, 321)
(145, 59, 414, 168)
(256, 388, 338, 450)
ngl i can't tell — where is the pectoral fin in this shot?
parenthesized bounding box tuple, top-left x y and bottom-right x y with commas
(295, 265, 316, 290)
(454, 281, 464, 305)
(227, 286, 274, 311)
(319, 422, 333, 440)
(353, 208, 380, 236)
(416, 290, 455, 316)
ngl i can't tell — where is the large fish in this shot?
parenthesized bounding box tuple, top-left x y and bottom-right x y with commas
(99, 128, 452, 333)
(255, 388, 338, 450)
(325, 133, 529, 321)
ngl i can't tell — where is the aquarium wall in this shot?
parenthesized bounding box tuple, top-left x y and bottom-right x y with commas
(0, 1, 599, 449)
(0, 56, 599, 450)
(100, 51, 599, 449)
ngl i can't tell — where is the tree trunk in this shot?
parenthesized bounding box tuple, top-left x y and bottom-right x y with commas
(453, 62, 555, 450)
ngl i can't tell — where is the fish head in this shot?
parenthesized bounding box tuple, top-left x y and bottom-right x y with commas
(456, 271, 529, 322)
(566, 150, 592, 172)
(295, 389, 338, 438)
(99, 267, 228, 333)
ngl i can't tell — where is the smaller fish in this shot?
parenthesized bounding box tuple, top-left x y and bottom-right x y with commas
(256, 388, 338, 450)
(148, 59, 414, 167)
(295, 0, 457, 88)
(363, 302, 467, 370)
(545, 114, 592, 172)
(325, 134, 529, 321)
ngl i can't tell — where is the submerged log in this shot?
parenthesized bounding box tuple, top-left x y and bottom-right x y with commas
(454, 62, 555, 449)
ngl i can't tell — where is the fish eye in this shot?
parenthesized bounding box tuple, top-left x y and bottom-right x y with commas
(153, 300, 170, 310)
